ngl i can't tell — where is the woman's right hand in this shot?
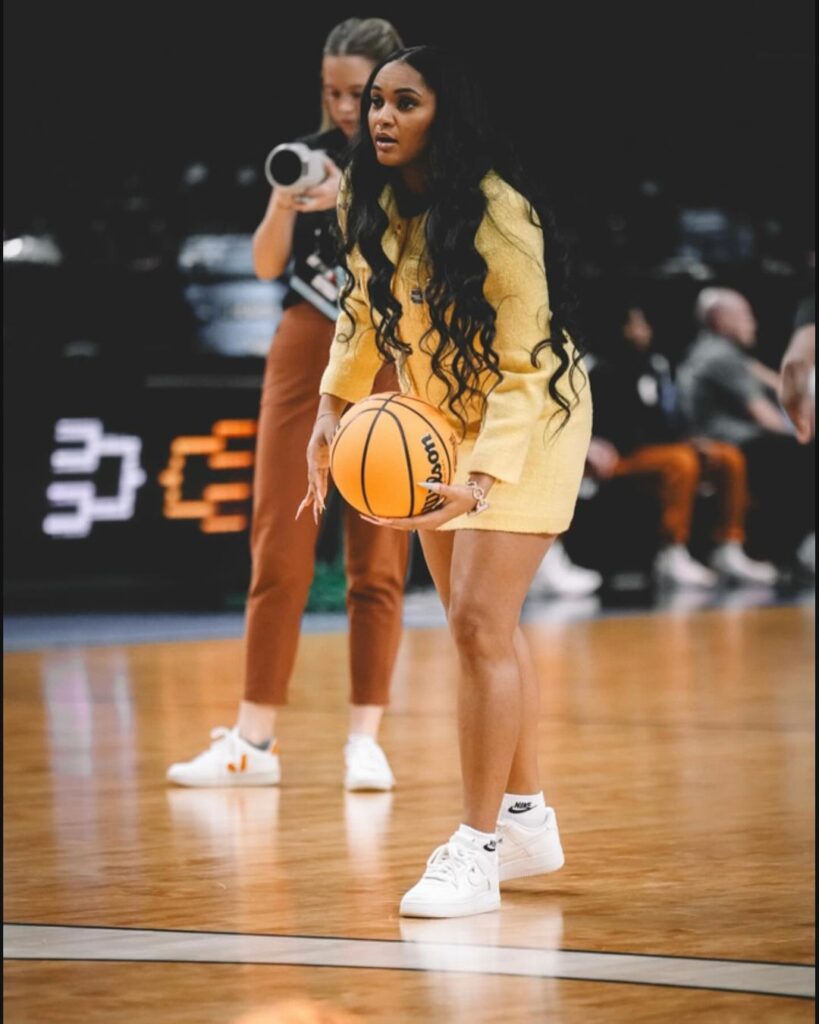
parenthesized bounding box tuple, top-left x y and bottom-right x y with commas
(275, 156, 342, 214)
(296, 413, 340, 524)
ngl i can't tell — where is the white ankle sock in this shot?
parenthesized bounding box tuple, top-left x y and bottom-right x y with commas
(347, 733, 379, 747)
(240, 734, 275, 753)
(454, 819, 499, 851)
(500, 791, 548, 827)
(456, 823, 498, 853)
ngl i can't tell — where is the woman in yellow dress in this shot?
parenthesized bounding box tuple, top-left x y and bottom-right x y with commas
(300, 46, 593, 918)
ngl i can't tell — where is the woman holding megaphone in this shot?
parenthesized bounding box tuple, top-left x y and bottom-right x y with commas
(167, 18, 408, 792)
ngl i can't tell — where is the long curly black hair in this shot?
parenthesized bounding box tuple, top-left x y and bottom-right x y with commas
(337, 45, 586, 433)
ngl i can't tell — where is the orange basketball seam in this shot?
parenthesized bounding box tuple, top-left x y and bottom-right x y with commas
(375, 405, 417, 517)
(330, 409, 377, 498)
(359, 397, 394, 517)
(384, 396, 456, 482)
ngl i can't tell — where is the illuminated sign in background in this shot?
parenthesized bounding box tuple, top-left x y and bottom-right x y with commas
(44, 419, 149, 538)
(157, 420, 256, 534)
(4, 365, 286, 606)
(43, 418, 259, 539)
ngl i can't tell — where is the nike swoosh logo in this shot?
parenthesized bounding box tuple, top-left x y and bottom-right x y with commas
(508, 804, 535, 814)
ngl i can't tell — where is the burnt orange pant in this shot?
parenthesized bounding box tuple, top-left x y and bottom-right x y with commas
(614, 441, 748, 545)
(244, 303, 409, 706)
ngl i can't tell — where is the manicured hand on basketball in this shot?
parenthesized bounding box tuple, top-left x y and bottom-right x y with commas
(359, 481, 487, 531)
(297, 413, 340, 524)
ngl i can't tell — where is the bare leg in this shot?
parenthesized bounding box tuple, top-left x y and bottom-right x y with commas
(237, 701, 277, 745)
(419, 529, 554, 833)
(507, 628, 543, 794)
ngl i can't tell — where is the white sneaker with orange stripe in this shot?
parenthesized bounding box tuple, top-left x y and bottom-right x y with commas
(166, 726, 281, 787)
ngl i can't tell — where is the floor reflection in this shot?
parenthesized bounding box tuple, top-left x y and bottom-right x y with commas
(344, 791, 394, 875)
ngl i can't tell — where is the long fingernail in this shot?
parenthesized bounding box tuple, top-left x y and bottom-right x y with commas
(417, 481, 438, 491)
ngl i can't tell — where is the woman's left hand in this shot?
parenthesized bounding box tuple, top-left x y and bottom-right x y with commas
(360, 482, 482, 531)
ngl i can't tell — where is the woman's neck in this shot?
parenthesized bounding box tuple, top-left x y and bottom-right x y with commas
(400, 164, 428, 196)
(394, 167, 431, 218)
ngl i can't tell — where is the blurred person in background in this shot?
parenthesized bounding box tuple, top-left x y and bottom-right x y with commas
(587, 304, 777, 587)
(779, 292, 815, 444)
(528, 534, 602, 598)
(676, 287, 814, 575)
(778, 287, 815, 573)
(168, 18, 409, 792)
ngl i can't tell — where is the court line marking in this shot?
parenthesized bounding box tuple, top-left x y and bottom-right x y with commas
(3, 925, 814, 1000)
(4, 921, 814, 968)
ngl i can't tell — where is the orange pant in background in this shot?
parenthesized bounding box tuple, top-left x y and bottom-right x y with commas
(244, 303, 409, 706)
(614, 441, 748, 546)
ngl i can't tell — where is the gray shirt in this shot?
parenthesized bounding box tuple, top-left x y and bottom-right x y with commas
(676, 331, 768, 445)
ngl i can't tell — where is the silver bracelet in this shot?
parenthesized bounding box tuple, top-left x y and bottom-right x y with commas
(465, 479, 490, 517)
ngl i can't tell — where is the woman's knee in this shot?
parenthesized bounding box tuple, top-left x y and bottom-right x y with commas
(346, 571, 405, 611)
(448, 596, 513, 658)
(709, 442, 747, 479)
(664, 445, 700, 482)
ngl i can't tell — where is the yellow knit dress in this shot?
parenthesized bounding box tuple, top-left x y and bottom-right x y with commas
(319, 172, 593, 534)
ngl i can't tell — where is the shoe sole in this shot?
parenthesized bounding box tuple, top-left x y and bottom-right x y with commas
(499, 848, 565, 882)
(344, 775, 395, 792)
(166, 773, 281, 788)
(399, 891, 501, 918)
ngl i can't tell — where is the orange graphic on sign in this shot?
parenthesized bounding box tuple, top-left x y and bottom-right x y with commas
(158, 420, 257, 532)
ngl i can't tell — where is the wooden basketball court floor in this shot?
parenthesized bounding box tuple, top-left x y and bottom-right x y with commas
(3, 601, 815, 1022)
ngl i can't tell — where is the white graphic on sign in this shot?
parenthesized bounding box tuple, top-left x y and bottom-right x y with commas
(42, 419, 148, 538)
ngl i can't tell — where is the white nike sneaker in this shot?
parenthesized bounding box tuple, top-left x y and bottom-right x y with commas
(400, 832, 501, 918)
(709, 542, 778, 585)
(531, 541, 603, 598)
(497, 807, 565, 882)
(344, 737, 395, 792)
(654, 544, 719, 588)
(166, 726, 281, 787)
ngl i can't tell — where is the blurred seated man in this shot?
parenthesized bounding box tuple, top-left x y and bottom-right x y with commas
(779, 292, 815, 444)
(778, 290, 815, 573)
(587, 304, 777, 587)
(677, 287, 814, 574)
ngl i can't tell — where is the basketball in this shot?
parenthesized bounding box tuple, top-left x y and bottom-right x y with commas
(330, 392, 458, 518)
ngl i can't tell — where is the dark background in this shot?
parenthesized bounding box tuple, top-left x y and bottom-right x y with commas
(4, 1, 815, 230)
(3, 0, 815, 607)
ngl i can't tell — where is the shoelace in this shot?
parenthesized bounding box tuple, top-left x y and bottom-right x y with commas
(423, 842, 480, 885)
(194, 726, 238, 761)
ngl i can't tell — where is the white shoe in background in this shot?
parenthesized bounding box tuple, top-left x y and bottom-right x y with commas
(497, 807, 565, 882)
(709, 542, 778, 585)
(344, 737, 395, 792)
(531, 541, 603, 597)
(400, 832, 500, 918)
(166, 727, 281, 787)
(654, 544, 719, 588)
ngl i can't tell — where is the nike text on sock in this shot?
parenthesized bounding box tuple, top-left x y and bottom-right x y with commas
(501, 792, 548, 827)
